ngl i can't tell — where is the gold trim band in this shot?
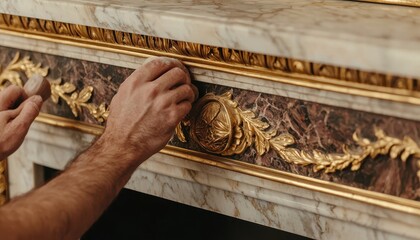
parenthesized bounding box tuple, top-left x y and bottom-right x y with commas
(1, 14, 420, 106)
(356, 0, 420, 7)
(35, 113, 420, 216)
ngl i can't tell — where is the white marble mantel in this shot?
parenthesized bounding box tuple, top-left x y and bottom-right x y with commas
(1, 0, 420, 78)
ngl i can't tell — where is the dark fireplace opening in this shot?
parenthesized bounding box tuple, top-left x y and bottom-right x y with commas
(43, 167, 310, 240)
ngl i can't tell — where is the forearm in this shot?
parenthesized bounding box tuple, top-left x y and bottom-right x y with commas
(0, 134, 143, 240)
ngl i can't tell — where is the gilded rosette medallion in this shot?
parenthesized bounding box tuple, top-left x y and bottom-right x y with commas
(189, 94, 233, 154)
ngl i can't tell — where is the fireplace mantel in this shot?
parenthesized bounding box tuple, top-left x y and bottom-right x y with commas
(1, 1, 420, 239)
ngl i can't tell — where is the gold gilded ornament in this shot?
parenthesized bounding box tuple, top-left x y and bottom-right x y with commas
(0, 52, 109, 122)
(49, 78, 109, 123)
(176, 92, 420, 177)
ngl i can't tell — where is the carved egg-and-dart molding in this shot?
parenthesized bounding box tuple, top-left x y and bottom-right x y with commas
(175, 92, 420, 178)
(0, 52, 109, 123)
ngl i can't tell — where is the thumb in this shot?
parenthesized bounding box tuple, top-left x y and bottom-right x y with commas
(10, 95, 43, 131)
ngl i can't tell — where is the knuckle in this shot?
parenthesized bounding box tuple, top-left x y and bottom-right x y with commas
(146, 57, 167, 69)
(171, 67, 186, 79)
(180, 84, 194, 98)
(148, 83, 160, 99)
(180, 102, 192, 115)
(168, 109, 180, 125)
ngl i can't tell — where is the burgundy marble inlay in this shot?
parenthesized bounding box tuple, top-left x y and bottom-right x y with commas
(1, 46, 419, 200)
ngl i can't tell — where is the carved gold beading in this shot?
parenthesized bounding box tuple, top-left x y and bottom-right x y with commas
(0, 14, 419, 94)
(0, 53, 109, 123)
(175, 92, 420, 177)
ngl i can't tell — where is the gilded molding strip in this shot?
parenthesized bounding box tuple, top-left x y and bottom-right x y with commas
(0, 52, 109, 123)
(175, 92, 420, 178)
(355, 0, 420, 7)
(0, 159, 7, 206)
(0, 14, 419, 96)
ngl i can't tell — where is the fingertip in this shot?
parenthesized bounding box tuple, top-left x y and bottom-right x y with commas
(192, 84, 199, 101)
(29, 95, 43, 109)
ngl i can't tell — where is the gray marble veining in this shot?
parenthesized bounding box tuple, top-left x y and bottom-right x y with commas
(0, 0, 420, 77)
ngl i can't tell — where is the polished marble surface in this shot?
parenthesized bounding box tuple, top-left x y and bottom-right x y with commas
(1, 0, 420, 77)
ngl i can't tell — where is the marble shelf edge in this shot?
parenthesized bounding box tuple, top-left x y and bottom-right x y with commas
(1, 0, 420, 78)
(8, 121, 420, 240)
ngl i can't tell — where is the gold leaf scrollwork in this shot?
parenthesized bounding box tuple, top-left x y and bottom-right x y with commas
(176, 92, 420, 178)
(0, 53, 109, 123)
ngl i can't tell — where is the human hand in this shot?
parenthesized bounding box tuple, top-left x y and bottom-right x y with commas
(0, 85, 43, 159)
(100, 57, 198, 162)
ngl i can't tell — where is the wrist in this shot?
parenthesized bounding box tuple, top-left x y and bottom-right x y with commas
(93, 130, 148, 167)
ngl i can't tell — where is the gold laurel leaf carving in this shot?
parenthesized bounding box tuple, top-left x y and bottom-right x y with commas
(0, 52, 109, 123)
(176, 92, 420, 178)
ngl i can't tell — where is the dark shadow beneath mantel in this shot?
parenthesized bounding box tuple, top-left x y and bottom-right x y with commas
(43, 167, 310, 240)
(82, 189, 310, 240)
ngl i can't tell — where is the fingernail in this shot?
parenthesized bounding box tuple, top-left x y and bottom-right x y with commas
(30, 95, 43, 105)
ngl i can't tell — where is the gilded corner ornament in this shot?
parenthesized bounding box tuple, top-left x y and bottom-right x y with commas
(175, 92, 420, 177)
(0, 52, 109, 123)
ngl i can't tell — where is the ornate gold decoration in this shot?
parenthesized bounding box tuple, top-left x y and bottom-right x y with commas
(0, 159, 7, 206)
(49, 78, 109, 123)
(0, 52, 48, 90)
(0, 14, 419, 94)
(0, 52, 109, 122)
(176, 92, 420, 177)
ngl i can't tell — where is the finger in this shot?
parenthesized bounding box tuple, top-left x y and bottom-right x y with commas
(154, 67, 188, 90)
(0, 85, 28, 111)
(131, 57, 191, 84)
(164, 84, 196, 104)
(0, 110, 14, 125)
(175, 101, 192, 122)
(191, 83, 199, 101)
(9, 95, 42, 133)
